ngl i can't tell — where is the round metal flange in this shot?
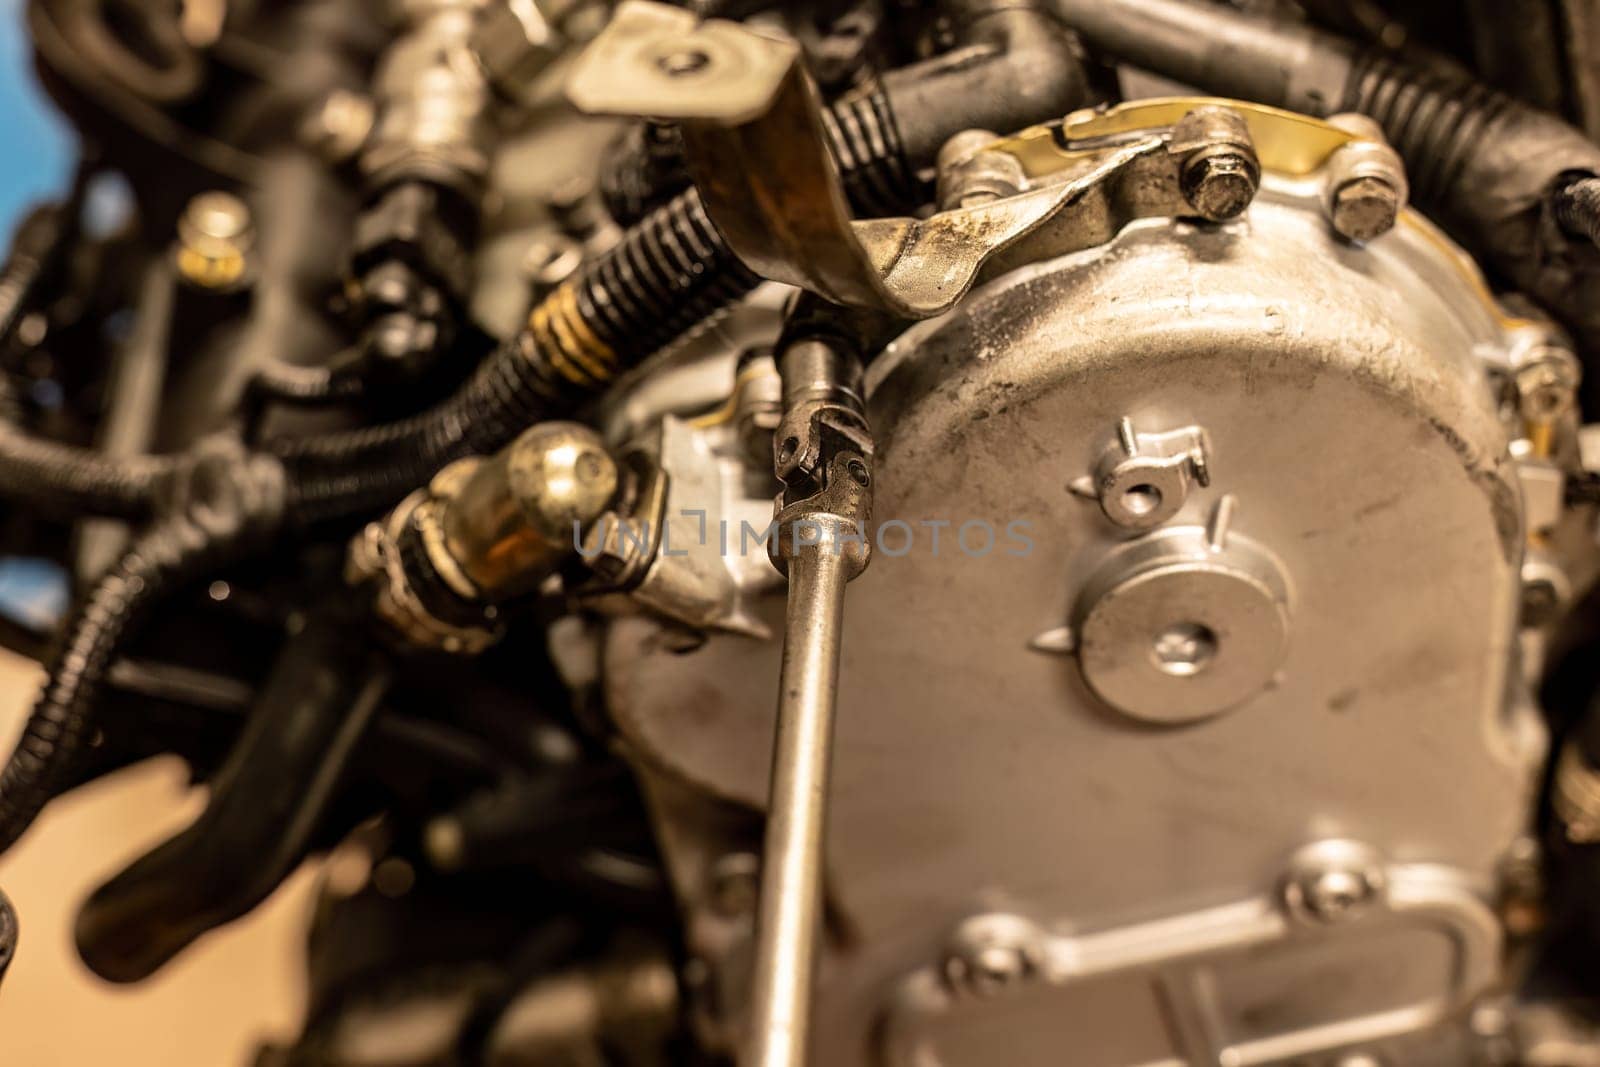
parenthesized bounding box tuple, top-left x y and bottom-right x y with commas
(1073, 526, 1291, 723)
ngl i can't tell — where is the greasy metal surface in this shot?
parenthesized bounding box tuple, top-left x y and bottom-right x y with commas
(604, 176, 1540, 1064)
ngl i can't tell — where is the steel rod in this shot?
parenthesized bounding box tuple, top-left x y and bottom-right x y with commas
(744, 533, 852, 1067)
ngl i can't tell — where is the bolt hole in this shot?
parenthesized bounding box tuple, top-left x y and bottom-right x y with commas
(1121, 483, 1162, 517)
(657, 47, 712, 77)
(1152, 622, 1217, 677)
(777, 436, 799, 465)
(846, 457, 870, 486)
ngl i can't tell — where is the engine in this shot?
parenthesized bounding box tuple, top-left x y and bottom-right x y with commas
(2, 1, 1600, 1065)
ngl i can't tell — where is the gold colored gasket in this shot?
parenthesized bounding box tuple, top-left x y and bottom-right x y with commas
(996, 97, 1355, 179)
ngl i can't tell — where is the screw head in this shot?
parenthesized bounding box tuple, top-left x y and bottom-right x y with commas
(1181, 150, 1260, 222)
(1284, 840, 1386, 923)
(942, 913, 1043, 999)
(1331, 175, 1402, 242)
(945, 942, 1032, 998)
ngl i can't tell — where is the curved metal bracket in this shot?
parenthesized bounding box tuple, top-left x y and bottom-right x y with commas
(568, 1, 1166, 318)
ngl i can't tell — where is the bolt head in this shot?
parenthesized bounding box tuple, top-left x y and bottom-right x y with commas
(1516, 354, 1579, 422)
(1181, 151, 1259, 222)
(942, 914, 1043, 999)
(1332, 175, 1401, 242)
(1284, 840, 1386, 923)
(176, 190, 254, 289)
(707, 853, 760, 918)
(303, 89, 374, 163)
(945, 942, 1032, 998)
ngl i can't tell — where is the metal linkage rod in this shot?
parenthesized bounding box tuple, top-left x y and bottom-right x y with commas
(746, 520, 854, 1067)
(745, 323, 877, 1067)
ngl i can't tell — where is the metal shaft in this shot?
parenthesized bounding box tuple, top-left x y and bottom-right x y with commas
(744, 533, 852, 1067)
(1045, 0, 1355, 116)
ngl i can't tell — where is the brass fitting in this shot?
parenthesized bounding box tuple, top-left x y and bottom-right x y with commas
(441, 422, 620, 600)
(349, 422, 620, 652)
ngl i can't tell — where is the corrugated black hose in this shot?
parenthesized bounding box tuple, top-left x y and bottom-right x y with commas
(272, 188, 764, 524)
(0, 442, 285, 855)
(600, 82, 918, 225)
(0, 204, 182, 519)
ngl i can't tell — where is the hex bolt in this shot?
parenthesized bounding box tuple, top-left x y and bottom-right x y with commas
(1321, 115, 1409, 244)
(175, 191, 254, 290)
(944, 941, 1034, 998)
(1330, 175, 1402, 242)
(941, 914, 1044, 1000)
(1516, 351, 1580, 424)
(936, 129, 1025, 211)
(1284, 842, 1385, 923)
(1172, 106, 1260, 223)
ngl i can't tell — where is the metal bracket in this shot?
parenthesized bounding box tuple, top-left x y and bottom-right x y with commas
(1071, 417, 1213, 530)
(883, 844, 1501, 1067)
(567, 0, 1168, 318)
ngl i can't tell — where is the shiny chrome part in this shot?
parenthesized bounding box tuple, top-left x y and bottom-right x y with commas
(614, 416, 782, 636)
(350, 423, 620, 651)
(363, 0, 494, 191)
(440, 421, 619, 598)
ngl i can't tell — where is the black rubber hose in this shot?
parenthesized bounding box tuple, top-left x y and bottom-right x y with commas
(75, 609, 388, 983)
(273, 188, 761, 524)
(600, 81, 918, 226)
(0, 204, 182, 519)
(0, 887, 14, 988)
(1050, 0, 1600, 376)
(0, 443, 284, 856)
(597, 121, 692, 227)
(1554, 174, 1600, 251)
(0, 398, 181, 519)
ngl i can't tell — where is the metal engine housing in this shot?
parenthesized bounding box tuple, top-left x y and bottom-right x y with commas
(602, 173, 1546, 1066)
